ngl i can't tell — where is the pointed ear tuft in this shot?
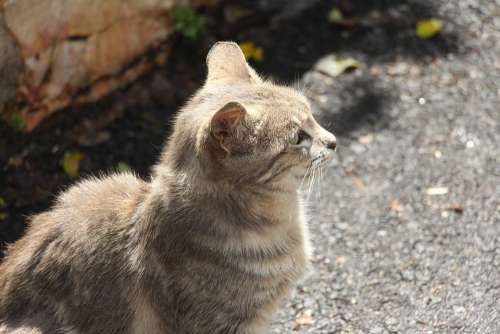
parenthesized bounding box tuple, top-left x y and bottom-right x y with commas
(206, 41, 261, 83)
(210, 101, 246, 145)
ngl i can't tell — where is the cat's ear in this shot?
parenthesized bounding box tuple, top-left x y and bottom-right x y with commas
(210, 102, 246, 152)
(206, 41, 262, 84)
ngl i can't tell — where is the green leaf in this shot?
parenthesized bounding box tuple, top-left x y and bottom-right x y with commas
(417, 19, 443, 39)
(0, 197, 5, 208)
(315, 55, 360, 77)
(327, 8, 344, 24)
(0, 212, 7, 221)
(174, 6, 207, 40)
(2, 112, 26, 131)
(116, 161, 132, 173)
(62, 151, 85, 178)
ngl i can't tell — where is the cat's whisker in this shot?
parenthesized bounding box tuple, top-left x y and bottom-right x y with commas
(317, 165, 323, 200)
(306, 166, 316, 201)
(299, 164, 312, 190)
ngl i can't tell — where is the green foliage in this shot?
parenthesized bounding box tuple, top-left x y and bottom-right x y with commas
(2, 112, 26, 131)
(116, 161, 133, 173)
(174, 6, 207, 40)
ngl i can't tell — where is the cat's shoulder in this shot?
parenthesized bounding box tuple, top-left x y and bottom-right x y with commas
(51, 172, 150, 226)
(57, 172, 147, 205)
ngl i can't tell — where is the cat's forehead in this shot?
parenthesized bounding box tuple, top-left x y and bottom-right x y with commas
(244, 84, 310, 117)
(199, 81, 311, 122)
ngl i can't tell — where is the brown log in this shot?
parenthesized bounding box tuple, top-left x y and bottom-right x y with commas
(0, 0, 218, 131)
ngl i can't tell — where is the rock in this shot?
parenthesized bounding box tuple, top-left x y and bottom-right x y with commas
(0, 0, 219, 131)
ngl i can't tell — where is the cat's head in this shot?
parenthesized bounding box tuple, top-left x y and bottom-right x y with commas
(164, 42, 336, 192)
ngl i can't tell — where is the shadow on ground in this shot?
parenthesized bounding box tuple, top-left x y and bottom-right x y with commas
(0, 0, 466, 250)
(312, 77, 393, 137)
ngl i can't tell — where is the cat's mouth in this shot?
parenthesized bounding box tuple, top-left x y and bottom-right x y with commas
(309, 155, 331, 169)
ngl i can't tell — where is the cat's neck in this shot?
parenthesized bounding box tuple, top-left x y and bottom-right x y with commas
(152, 164, 300, 221)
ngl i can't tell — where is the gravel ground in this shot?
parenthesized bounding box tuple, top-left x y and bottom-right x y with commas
(273, 1, 500, 333)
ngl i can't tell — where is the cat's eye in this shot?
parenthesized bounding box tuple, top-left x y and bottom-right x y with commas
(289, 130, 309, 145)
(289, 131, 300, 145)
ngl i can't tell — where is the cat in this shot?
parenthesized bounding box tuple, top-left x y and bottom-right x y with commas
(0, 41, 337, 334)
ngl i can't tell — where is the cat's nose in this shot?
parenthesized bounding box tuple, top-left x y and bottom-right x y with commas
(326, 139, 337, 151)
(324, 134, 337, 151)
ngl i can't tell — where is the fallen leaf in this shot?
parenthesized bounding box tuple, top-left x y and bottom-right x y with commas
(369, 65, 382, 75)
(390, 199, 403, 211)
(116, 161, 132, 173)
(358, 133, 374, 145)
(446, 203, 464, 214)
(335, 255, 348, 265)
(327, 8, 344, 24)
(426, 187, 448, 196)
(239, 41, 263, 62)
(431, 285, 442, 293)
(294, 311, 314, 329)
(62, 151, 85, 178)
(351, 176, 366, 191)
(327, 8, 358, 27)
(417, 19, 443, 39)
(315, 55, 360, 77)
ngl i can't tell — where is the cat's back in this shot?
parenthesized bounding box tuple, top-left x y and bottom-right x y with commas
(0, 173, 149, 333)
(55, 172, 148, 225)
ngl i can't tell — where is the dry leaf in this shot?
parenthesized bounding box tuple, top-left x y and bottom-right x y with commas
(315, 55, 360, 77)
(426, 187, 448, 196)
(351, 176, 366, 191)
(294, 311, 314, 329)
(446, 203, 464, 214)
(239, 41, 263, 62)
(431, 285, 442, 293)
(390, 199, 403, 211)
(327, 8, 344, 23)
(62, 151, 85, 178)
(417, 19, 443, 39)
(358, 133, 374, 145)
(327, 7, 358, 27)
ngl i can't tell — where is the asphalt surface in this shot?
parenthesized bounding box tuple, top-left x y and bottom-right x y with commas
(272, 1, 500, 333)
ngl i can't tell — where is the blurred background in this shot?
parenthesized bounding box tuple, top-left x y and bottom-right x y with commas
(0, 0, 499, 332)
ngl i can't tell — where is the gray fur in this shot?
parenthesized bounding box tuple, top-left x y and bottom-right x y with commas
(0, 42, 336, 334)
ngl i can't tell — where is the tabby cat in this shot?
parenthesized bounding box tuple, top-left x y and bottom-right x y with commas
(0, 42, 336, 334)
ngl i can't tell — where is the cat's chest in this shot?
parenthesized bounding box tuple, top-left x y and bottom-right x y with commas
(186, 211, 309, 297)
